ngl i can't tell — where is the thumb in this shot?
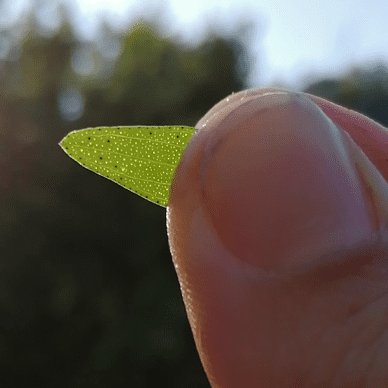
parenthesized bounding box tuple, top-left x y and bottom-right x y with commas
(167, 88, 388, 387)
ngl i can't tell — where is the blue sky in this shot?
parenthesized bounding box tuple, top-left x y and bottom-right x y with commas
(3, 0, 388, 91)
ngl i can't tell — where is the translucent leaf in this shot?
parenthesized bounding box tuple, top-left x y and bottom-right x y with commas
(59, 125, 196, 207)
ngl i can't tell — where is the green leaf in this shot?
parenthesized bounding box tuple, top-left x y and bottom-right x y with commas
(59, 125, 196, 207)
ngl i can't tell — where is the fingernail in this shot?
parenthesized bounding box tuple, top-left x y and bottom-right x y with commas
(199, 93, 377, 273)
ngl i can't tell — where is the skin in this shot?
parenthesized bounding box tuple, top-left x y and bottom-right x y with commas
(167, 88, 388, 387)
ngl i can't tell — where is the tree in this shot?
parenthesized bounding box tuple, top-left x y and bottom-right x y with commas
(0, 4, 250, 387)
(303, 62, 388, 127)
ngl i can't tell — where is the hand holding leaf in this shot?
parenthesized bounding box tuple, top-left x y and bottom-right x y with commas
(60, 88, 388, 387)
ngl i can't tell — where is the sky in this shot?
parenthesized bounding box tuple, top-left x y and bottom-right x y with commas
(3, 0, 388, 91)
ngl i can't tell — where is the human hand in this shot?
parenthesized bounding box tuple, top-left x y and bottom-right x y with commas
(167, 88, 388, 387)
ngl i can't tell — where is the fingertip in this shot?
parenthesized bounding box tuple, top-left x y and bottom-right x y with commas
(199, 93, 376, 272)
(166, 88, 388, 387)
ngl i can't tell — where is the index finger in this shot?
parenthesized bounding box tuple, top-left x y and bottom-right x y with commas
(306, 93, 388, 182)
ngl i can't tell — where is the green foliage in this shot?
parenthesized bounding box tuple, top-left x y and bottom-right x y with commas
(0, 3, 250, 387)
(303, 63, 388, 128)
(60, 125, 196, 207)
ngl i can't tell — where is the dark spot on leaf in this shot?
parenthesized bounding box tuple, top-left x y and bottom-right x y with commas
(88, 137, 90, 140)
(107, 140, 110, 142)
(100, 157, 102, 160)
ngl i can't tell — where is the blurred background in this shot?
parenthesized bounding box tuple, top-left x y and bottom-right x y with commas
(0, 0, 387, 386)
